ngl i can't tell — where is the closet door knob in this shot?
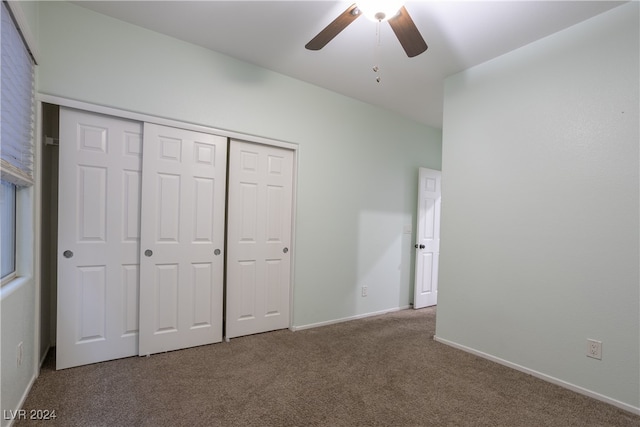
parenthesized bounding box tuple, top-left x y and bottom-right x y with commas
(144, 249, 153, 257)
(283, 247, 289, 254)
(214, 249, 221, 256)
(63, 250, 73, 258)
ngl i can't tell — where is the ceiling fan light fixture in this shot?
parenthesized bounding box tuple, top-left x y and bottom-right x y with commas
(357, 1, 404, 22)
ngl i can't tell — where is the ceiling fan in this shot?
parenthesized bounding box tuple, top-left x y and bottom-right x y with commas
(305, 2, 428, 58)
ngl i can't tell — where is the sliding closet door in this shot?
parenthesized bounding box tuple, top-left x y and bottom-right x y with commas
(57, 108, 142, 369)
(226, 140, 294, 339)
(138, 123, 227, 355)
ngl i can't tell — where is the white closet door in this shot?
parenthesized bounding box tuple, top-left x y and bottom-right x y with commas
(57, 108, 143, 369)
(226, 140, 294, 339)
(138, 123, 226, 355)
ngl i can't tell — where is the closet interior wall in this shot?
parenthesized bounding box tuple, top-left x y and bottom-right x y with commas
(40, 103, 59, 363)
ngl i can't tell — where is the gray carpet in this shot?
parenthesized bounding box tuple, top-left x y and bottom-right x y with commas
(17, 308, 639, 426)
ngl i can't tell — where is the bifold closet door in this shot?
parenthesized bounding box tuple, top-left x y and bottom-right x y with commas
(138, 123, 227, 355)
(57, 108, 143, 370)
(226, 139, 294, 339)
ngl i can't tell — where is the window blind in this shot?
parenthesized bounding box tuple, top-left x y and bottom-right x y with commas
(1, 1, 35, 187)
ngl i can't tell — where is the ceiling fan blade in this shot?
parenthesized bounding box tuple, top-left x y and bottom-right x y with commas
(305, 3, 361, 50)
(388, 6, 428, 58)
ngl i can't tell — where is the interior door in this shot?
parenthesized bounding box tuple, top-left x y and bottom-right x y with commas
(413, 167, 441, 309)
(57, 108, 142, 369)
(138, 123, 227, 355)
(226, 139, 294, 339)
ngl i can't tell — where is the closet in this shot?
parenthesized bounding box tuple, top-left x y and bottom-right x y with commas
(54, 107, 294, 369)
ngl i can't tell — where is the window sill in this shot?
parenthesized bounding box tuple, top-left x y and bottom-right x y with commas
(1, 271, 17, 286)
(0, 275, 32, 301)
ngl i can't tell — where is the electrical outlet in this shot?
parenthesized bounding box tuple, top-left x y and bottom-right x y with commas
(587, 339, 602, 360)
(361, 286, 368, 297)
(17, 342, 23, 367)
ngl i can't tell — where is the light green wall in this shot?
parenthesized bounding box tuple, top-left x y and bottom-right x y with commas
(36, 2, 441, 327)
(436, 2, 639, 411)
(1, 274, 37, 427)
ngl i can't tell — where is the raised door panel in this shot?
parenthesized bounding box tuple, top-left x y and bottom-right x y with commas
(122, 264, 140, 336)
(77, 166, 107, 241)
(76, 266, 106, 343)
(191, 262, 215, 327)
(122, 171, 142, 242)
(156, 173, 181, 242)
(193, 178, 215, 242)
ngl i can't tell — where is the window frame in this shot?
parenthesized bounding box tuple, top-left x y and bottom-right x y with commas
(1, 180, 17, 283)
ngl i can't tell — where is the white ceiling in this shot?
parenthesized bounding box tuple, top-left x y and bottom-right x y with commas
(72, 1, 625, 129)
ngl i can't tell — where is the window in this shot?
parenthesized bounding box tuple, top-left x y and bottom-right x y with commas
(1, 181, 16, 280)
(1, 1, 35, 286)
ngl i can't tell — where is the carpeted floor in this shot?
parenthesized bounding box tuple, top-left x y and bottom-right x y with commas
(16, 308, 640, 426)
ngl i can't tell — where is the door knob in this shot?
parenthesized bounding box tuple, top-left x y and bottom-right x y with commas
(63, 250, 73, 258)
(144, 249, 153, 257)
(214, 249, 221, 256)
(283, 247, 289, 254)
(414, 244, 425, 249)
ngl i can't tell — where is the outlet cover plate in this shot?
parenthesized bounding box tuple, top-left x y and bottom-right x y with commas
(587, 339, 602, 360)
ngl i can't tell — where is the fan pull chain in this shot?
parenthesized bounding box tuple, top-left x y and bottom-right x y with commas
(373, 21, 382, 83)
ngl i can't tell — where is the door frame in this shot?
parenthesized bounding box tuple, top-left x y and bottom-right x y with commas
(40, 94, 299, 339)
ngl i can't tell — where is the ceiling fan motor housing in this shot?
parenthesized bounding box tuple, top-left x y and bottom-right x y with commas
(374, 12, 387, 21)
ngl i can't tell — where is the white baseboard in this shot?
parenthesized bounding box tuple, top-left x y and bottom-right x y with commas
(292, 305, 411, 332)
(433, 335, 640, 416)
(3, 373, 38, 427)
(3, 347, 48, 427)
